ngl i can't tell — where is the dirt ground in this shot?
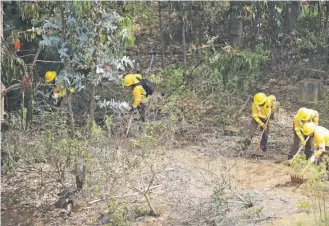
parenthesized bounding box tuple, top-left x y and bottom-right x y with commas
(2, 85, 329, 226)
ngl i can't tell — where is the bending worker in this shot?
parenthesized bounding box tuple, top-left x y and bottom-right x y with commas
(45, 71, 75, 107)
(244, 92, 277, 152)
(123, 73, 146, 122)
(302, 122, 329, 161)
(288, 108, 319, 160)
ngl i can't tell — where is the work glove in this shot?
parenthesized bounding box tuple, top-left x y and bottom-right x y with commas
(130, 107, 137, 113)
(301, 140, 306, 147)
(261, 124, 267, 130)
(314, 150, 323, 157)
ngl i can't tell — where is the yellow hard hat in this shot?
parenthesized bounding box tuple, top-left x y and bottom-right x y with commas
(45, 71, 57, 83)
(297, 108, 310, 121)
(254, 92, 267, 105)
(69, 88, 75, 93)
(302, 122, 316, 136)
(123, 73, 142, 87)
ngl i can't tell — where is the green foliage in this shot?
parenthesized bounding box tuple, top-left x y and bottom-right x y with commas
(131, 134, 157, 151)
(209, 44, 271, 91)
(297, 200, 311, 214)
(43, 129, 89, 184)
(106, 198, 130, 226)
(117, 17, 136, 48)
(157, 66, 187, 97)
(296, 32, 328, 55)
(243, 206, 264, 219)
(123, 3, 157, 35)
(299, 5, 321, 33)
(212, 185, 226, 207)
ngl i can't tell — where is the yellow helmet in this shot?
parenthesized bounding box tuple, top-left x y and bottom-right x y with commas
(254, 92, 267, 105)
(45, 71, 57, 83)
(297, 108, 310, 121)
(123, 73, 142, 87)
(302, 122, 316, 136)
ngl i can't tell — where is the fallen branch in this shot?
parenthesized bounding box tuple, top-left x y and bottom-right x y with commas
(244, 216, 276, 222)
(302, 67, 328, 74)
(1, 84, 21, 98)
(88, 184, 163, 205)
(36, 60, 63, 63)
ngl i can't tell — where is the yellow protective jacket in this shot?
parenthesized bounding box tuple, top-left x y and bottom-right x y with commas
(294, 109, 319, 141)
(313, 126, 329, 151)
(251, 95, 276, 126)
(54, 84, 66, 97)
(132, 85, 146, 108)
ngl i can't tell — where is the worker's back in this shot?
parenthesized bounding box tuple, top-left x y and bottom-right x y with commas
(314, 126, 329, 146)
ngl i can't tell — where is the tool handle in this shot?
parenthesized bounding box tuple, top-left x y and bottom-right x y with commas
(298, 149, 323, 176)
(289, 136, 310, 164)
(299, 159, 313, 176)
(126, 114, 134, 135)
(257, 117, 270, 142)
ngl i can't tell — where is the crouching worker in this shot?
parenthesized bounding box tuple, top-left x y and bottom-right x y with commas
(288, 108, 319, 160)
(244, 92, 277, 152)
(302, 122, 329, 163)
(45, 71, 75, 107)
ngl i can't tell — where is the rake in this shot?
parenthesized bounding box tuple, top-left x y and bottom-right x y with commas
(290, 150, 323, 183)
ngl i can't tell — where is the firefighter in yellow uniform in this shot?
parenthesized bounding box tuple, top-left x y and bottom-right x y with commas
(45, 71, 75, 106)
(302, 122, 329, 162)
(288, 108, 319, 160)
(123, 73, 146, 122)
(244, 92, 277, 152)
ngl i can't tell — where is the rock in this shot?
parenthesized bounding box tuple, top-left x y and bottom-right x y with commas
(297, 79, 323, 104)
(223, 126, 242, 136)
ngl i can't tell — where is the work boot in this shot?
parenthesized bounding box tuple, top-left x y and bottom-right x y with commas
(260, 145, 267, 152)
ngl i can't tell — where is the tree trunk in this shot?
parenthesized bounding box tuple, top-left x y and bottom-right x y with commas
(88, 83, 96, 137)
(67, 93, 75, 138)
(0, 0, 2, 40)
(254, 2, 262, 35)
(26, 41, 42, 128)
(318, 1, 322, 34)
(158, 2, 165, 68)
(0, 82, 5, 123)
(229, 1, 243, 47)
(325, 1, 329, 31)
(283, 1, 301, 33)
(0, 1, 4, 124)
(181, 3, 186, 69)
(267, 1, 277, 35)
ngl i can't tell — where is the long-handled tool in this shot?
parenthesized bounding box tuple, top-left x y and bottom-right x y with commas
(290, 150, 324, 183)
(289, 136, 310, 165)
(253, 117, 270, 156)
(126, 114, 134, 136)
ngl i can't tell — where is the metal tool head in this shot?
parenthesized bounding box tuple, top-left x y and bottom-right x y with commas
(290, 174, 304, 183)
